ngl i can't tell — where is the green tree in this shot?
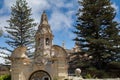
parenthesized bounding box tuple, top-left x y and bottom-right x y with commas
(0, 75, 11, 80)
(2, 0, 36, 52)
(74, 0, 120, 69)
(0, 0, 36, 64)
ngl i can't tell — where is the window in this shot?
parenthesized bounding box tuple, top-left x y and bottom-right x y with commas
(46, 38, 49, 45)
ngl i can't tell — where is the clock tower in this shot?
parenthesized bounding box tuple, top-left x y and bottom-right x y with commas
(35, 11, 53, 62)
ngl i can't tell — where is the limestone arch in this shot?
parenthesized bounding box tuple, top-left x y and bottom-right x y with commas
(29, 70, 52, 80)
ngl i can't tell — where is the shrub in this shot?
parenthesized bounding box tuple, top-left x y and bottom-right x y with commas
(107, 61, 120, 77)
(107, 61, 120, 69)
(84, 74, 93, 79)
(84, 67, 110, 78)
(0, 75, 11, 80)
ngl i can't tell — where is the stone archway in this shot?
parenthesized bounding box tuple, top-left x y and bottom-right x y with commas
(29, 70, 51, 80)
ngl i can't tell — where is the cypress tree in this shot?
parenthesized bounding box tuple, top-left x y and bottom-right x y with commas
(74, 0, 120, 69)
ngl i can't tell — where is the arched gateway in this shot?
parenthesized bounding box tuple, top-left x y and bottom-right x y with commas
(10, 11, 80, 80)
(29, 70, 51, 80)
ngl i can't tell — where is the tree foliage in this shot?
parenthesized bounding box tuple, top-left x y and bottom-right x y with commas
(3, 0, 36, 51)
(74, 0, 120, 69)
(0, 0, 36, 63)
(0, 75, 11, 80)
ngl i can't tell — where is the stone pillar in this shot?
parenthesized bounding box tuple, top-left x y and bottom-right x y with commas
(11, 59, 26, 80)
(10, 46, 30, 80)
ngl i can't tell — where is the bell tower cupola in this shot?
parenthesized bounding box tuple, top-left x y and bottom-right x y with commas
(35, 11, 53, 59)
(40, 11, 48, 25)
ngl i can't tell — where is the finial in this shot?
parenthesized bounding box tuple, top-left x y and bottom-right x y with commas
(75, 41, 79, 45)
(40, 10, 48, 24)
(74, 41, 79, 48)
(74, 41, 81, 52)
(62, 41, 65, 49)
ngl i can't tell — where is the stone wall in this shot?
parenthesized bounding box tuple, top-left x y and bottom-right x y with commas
(84, 79, 120, 80)
(0, 64, 10, 75)
(66, 76, 120, 80)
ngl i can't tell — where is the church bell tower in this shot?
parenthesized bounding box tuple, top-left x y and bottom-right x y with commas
(35, 11, 53, 61)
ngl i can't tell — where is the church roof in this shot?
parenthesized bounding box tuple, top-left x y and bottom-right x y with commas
(52, 45, 68, 56)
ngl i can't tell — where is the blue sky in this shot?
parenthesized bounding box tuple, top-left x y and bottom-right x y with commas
(0, 0, 78, 49)
(0, 0, 120, 63)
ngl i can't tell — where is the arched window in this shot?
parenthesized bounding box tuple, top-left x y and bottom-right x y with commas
(38, 38, 41, 42)
(46, 38, 49, 45)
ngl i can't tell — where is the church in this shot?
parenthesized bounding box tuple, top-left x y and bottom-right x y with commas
(10, 11, 80, 80)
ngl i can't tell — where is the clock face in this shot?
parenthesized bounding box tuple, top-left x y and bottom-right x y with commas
(29, 70, 51, 80)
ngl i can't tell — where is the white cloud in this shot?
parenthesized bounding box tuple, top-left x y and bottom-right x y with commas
(0, 15, 10, 32)
(111, 2, 120, 23)
(27, 0, 50, 13)
(111, 3, 119, 13)
(4, 0, 16, 12)
(0, 49, 10, 64)
(0, 57, 5, 64)
(0, 0, 77, 63)
(49, 11, 72, 31)
(48, 0, 64, 8)
(4, 0, 16, 7)
(0, 7, 5, 14)
(0, 0, 77, 32)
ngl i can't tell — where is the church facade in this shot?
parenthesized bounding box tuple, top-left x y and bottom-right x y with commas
(10, 12, 80, 80)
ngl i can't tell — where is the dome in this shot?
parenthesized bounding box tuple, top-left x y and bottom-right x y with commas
(11, 46, 28, 59)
